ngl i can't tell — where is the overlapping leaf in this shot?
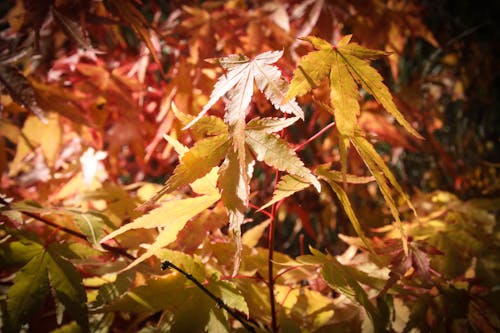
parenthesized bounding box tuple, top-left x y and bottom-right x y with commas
(285, 35, 422, 139)
(2, 239, 91, 333)
(184, 50, 303, 129)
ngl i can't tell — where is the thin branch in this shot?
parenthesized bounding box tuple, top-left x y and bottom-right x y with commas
(294, 121, 336, 152)
(161, 260, 256, 332)
(0, 198, 135, 261)
(268, 170, 279, 333)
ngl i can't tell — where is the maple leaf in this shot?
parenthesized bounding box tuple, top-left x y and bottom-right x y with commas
(246, 128, 321, 191)
(184, 50, 303, 129)
(1, 239, 93, 333)
(285, 35, 422, 139)
(137, 133, 230, 210)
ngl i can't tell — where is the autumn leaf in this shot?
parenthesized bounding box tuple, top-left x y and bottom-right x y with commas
(352, 135, 416, 254)
(285, 35, 422, 139)
(246, 128, 321, 191)
(104, 0, 162, 70)
(184, 50, 303, 129)
(316, 166, 380, 261)
(260, 174, 311, 210)
(138, 133, 230, 210)
(51, 6, 92, 50)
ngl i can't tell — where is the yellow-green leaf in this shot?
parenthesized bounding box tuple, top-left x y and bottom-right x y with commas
(352, 135, 410, 254)
(47, 248, 89, 332)
(284, 48, 333, 102)
(339, 51, 422, 138)
(329, 51, 360, 137)
(138, 133, 229, 210)
(163, 134, 219, 196)
(317, 167, 379, 261)
(120, 193, 220, 271)
(101, 194, 220, 245)
(260, 174, 311, 210)
(6, 253, 50, 333)
(246, 130, 321, 191)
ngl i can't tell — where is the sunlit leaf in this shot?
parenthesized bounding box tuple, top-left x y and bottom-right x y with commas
(246, 116, 299, 134)
(184, 50, 303, 129)
(242, 219, 270, 247)
(285, 35, 422, 139)
(138, 134, 229, 210)
(246, 129, 320, 191)
(317, 167, 379, 259)
(260, 174, 311, 210)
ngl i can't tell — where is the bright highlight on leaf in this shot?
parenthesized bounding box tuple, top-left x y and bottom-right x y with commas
(184, 50, 303, 129)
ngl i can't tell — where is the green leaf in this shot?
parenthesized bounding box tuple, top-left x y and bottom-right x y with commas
(0, 240, 44, 268)
(47, 246, 89, 333)
(260, 174, 311, 210)
(206, 308, 229, 333)
(6, 252, 50, 333)
(69, 210, 115, 249)
(157, 249, 206, 282)
(304, 248, 386, 332)
(246, 130, 320, 191)
(208, 276, 249, 317)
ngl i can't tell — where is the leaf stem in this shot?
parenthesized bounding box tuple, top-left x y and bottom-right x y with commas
(161, 260, 256, 332)
(294, 121, 336, 152)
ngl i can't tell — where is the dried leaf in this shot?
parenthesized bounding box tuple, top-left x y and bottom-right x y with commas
(0, 65, 47, 122)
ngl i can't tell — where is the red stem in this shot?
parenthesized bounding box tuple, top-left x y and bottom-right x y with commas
(268, 178, 279, 333)
(294, 121, 336, 152)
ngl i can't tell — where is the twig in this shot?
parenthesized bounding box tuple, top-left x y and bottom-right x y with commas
(294, 121, 336, 152)
(267, 173, 280, 333)
(161, 260, 256, 332)
(0, 197, 135, 261)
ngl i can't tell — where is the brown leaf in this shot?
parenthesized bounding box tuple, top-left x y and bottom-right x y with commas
(0, 65, 47, 122)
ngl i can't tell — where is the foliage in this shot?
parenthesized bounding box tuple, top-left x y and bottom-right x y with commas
(0, 1, 498, 332)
